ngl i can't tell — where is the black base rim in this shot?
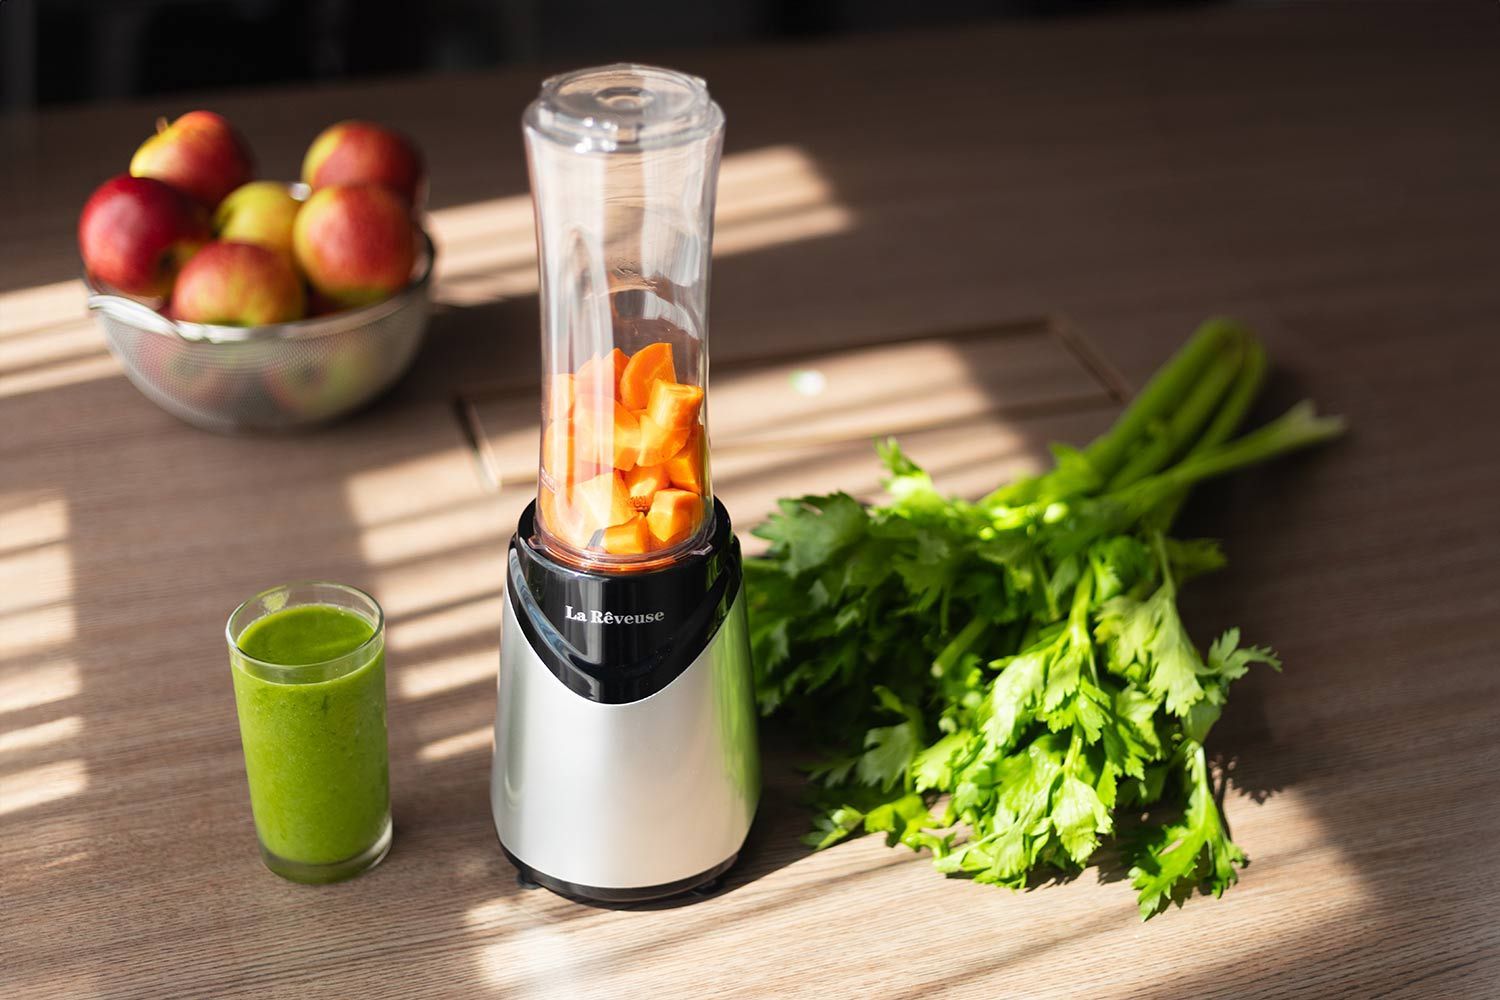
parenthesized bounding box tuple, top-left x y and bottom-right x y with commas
(502, 844, 739, 906)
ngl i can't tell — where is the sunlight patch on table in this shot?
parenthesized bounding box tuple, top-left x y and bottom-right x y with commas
(0, 279, 87, 336)
(388, 594, 505, 656)
(365, 549, 505, 622)
(418, 724, 492, 762)
(0, 492, 89, 819)
(0, 353, 122, 401)
(428, 145, 851, 306)
(356, 500, 504, 567)
(712, 204, 852, 257)
(471, 915, 597, 997)
(0, 493, 77, 664)
(342, 448, 481, 526)
(0, 759, 87, 816)
(0, 715, 82, 754)
(0, 492, 69, 556)
(0, 660, 82, 715)
(396, 650, 497, 701)
(0, 282, 120, 399)
(0, 323, 102, 369)
(0, 607, 76, 664)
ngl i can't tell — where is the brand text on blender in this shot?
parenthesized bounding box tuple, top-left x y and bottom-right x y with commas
(564, 607, 666, 625)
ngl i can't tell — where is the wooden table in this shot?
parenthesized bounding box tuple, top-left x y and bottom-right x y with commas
(4, 2, 1498, 996)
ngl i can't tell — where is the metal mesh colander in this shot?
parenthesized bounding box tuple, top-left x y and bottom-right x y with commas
(85, 233, 434, 433)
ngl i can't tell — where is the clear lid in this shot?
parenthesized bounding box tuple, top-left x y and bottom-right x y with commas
(525, 65, 723, 570)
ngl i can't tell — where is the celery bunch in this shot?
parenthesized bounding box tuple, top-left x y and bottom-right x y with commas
(747, 320, 1344, 918)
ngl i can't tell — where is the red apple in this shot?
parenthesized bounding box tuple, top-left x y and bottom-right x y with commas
(305, 288, 345, 317)
(301, 120, 425, 208)
(293, 184, 415, 307)
(78, 175, 210, 297)
(262, 332, 382, 419)
(171, 241, 306, 325)
(134, 332, 238, 410)
(130, 111, 254, 208)
(214, 181, 300, 257)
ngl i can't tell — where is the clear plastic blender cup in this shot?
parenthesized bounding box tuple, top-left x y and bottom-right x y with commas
(525, 64, 723, 569)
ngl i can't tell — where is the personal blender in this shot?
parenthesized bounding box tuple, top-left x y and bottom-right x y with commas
(490, 65, 760, 902)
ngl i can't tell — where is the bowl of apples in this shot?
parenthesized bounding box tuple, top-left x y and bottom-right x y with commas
(80, 113, 435, 432)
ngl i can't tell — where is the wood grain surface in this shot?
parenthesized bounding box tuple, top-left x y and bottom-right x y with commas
(3, 2, 1499, 997)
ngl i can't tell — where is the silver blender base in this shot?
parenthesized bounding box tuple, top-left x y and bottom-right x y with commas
(491, 579, 760, 903)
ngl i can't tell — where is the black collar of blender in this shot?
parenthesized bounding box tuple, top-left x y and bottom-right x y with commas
(507, 498, 742, 705)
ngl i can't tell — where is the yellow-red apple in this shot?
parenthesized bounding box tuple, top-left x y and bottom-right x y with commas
(78, 175, 210, 297)
(130, 110, 254, 208)
(262, 333, 381, 419)
(215, 181, 300, 257)
(171, 241, 305, 325)
(292, 184, 415, 307)
(301, 120, 425, 208)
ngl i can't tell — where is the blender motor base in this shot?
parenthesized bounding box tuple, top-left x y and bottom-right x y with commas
(502, 844, 738, 906)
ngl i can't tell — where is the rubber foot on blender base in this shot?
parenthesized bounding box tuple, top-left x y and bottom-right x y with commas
(501, 844, 738, 907)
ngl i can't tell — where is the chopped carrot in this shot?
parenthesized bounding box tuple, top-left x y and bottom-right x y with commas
(624, 463, 670, 510)
(619, 342, 676, 410)
(637, 411, 691, 467)
(575, 348, 627, 401)
(663, 427, 706, 495)
(574, 399, 641, 473)
(646, 381, 704, 430)
(539, 484, 591, 549)
(541, 420, 600, 487)
(602, 515, 654, 555)
(572, 471, 633, 536)
(646, 488, 702, 547)
(546, 373, 575, 425)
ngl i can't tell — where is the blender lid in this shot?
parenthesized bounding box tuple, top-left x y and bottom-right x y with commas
(525, 63, 725, 154)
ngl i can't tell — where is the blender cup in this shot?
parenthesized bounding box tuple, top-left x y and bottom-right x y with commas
(528, 64, 721, 568)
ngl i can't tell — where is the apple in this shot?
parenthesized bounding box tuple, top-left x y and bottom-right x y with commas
(302, 120, 424, 208)
(130, 110, 254, 208)
(133, 331, 239, 410)
(293, 184, 415, 307)
(171, 241, 306, 325)
(262, 331, 381, 419)
(305, 288, 345, 317)
(214, 181, 300, 257)
(78, 175, 210, 297)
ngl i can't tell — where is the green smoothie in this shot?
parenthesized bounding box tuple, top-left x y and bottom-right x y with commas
(230, 603, 390, 875)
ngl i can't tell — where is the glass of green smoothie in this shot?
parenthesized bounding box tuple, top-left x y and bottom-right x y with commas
(226, 581, 391, 884)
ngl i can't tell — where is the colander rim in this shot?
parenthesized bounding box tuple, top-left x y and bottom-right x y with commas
(84, 229, 436, 345)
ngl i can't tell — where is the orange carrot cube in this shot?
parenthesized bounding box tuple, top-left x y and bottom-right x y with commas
(646, 488, 702, 547)
(619, 342, 676, 410)
(573, 471, 633, 538)
(540, 420, 600, 488)
(624, 463, 670, 510)
(663, 427, 706, 495)
(574, 399, 641, 473)
(602, 515, 654, 555)
(637, 411, 691, 467)
(546, 373, 575, 425)
(646, 381, 704, 431)
(575, 348, 627, 401)
(539, 484, 591, 549)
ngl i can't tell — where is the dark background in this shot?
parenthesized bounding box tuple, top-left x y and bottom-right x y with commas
(2, 0, 1215, 109)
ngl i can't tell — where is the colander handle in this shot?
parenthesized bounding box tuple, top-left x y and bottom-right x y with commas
(85, 289, 186, 339)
